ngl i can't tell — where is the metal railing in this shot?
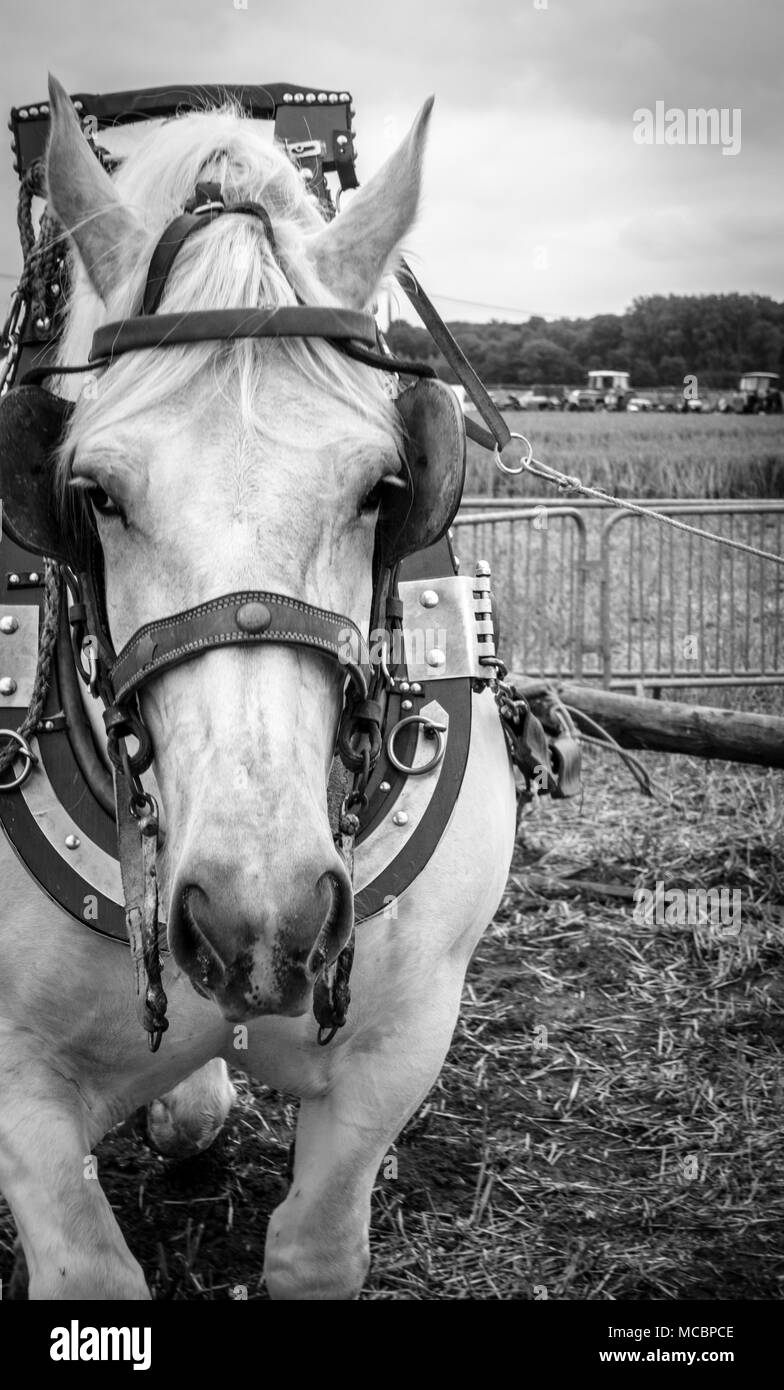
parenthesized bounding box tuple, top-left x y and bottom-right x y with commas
(453, 498, 784, 690)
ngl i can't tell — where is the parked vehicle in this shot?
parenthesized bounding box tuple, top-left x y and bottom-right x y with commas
(627, 396, 655, 412)
(586, 369, 634, 411)
(512, 390, 557, 411)
(565, 388, 599, 411)
(718, 372, 783, 414)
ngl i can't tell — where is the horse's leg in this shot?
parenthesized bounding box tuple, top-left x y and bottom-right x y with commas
(143, 1058, 236, 1159)
(0, 1042, 149, 1299)
(262, 960, 468, 1300)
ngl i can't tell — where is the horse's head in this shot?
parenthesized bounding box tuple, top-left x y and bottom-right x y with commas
(45, 75, 432, 1021)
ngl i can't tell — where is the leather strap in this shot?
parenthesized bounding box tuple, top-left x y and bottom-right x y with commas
(142, 183, 281, 315)
(90, 306, 381, 363)
(110, 590, 370, 704)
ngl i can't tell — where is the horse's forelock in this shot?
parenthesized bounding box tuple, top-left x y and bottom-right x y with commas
(55, 104, 400, 495)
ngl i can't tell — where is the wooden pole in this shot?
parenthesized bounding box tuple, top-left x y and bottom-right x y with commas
(508, 678, 784, 769)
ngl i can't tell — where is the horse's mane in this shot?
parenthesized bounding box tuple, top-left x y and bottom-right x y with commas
(55, 103, 399, 491)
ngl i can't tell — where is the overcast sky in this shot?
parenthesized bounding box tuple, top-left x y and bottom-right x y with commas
(1, 0, 781, 323)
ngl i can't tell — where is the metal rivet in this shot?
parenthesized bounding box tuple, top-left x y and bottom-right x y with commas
(317, 92, 327, 102)
(28, 572, 40, 584)
(283, 93, 293, 103)
(426, 649, 446, 668)
(64, 833, 80, 850)
(29, 106, 39, 118)
(44, 720, 54, 731)
(73, 100, 84, 112)
(336, 134, 348, 147)
(19, 108, 28, 120)
(0, 616, 19, 634)
(0, 676, 17, 696)
(410, 683, 423, 695)
(419, 589, 439, 608)
(329, 94, 338, 103)
(8, 574, 19, 586)
(339, 92, 350, 101)
(401, 699, 413, 711)
(399, 681, 410, 692)
(294, 93, 304, 103)
(305, 93, 316, 103)
(392, 811, 409, 827)
(379, 781, 391, 793)
(235, 601, 272, 634)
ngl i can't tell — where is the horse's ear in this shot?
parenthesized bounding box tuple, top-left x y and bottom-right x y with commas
(306, 97, 433, 310)
(45, 73, 146, 304)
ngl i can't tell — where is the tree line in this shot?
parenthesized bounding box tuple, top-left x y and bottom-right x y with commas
(385, 293, 784, 390)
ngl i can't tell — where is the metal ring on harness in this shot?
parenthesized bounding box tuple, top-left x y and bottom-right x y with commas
(0, 729, 37, 790)
(494, 432, 533, 476)
(386, 714, 447, 775)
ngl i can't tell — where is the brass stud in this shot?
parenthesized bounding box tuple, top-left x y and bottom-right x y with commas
(0, 676, 17, 696)
(8, 574, 19, 586)
(419, 589, 439, 608)
(64, 833, 80, 850)
(392, 811, 409, 827)
(401, 699, 413, 711)
(379, 781, 391, 793)
(426, 649, 446, 668)
(317, 92, 327, 102)
(399, 681, 410, 692)
(0, 616, 19, 634)
(28, 572, 40, 584)
(410, 683, 423, 695)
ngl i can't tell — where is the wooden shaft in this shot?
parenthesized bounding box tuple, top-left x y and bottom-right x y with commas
(508, 677, 784, 769)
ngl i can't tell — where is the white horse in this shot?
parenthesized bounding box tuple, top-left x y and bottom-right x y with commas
(0, 76, 515, 1299)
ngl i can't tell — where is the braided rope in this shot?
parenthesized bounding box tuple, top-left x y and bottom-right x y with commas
(0, 562, 61, 775)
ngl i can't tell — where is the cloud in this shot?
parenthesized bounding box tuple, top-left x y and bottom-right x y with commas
(0, 0, 780, 319)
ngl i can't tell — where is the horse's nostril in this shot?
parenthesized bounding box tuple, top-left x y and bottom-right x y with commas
(307, 870, 353, 975)
(175, 886, 225, 991)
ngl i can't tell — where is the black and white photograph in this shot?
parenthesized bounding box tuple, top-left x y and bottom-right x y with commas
(0, 0, 781, 1354)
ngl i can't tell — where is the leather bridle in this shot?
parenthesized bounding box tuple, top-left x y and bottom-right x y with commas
(42, 180, 437, 1048)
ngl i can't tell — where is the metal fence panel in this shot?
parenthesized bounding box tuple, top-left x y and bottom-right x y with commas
(454, 499, 784, 690)
(452, 507, 588, 678)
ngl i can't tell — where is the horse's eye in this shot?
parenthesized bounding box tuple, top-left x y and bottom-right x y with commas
(359, 481, 385, 515)
(360, 471, 408, 516)
(87, 485, 127, 526)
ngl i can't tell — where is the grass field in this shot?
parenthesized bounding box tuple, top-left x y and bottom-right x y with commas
(465, 411, 784, 500)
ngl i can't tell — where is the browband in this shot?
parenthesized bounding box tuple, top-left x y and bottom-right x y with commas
(89, 306, 381, 363)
